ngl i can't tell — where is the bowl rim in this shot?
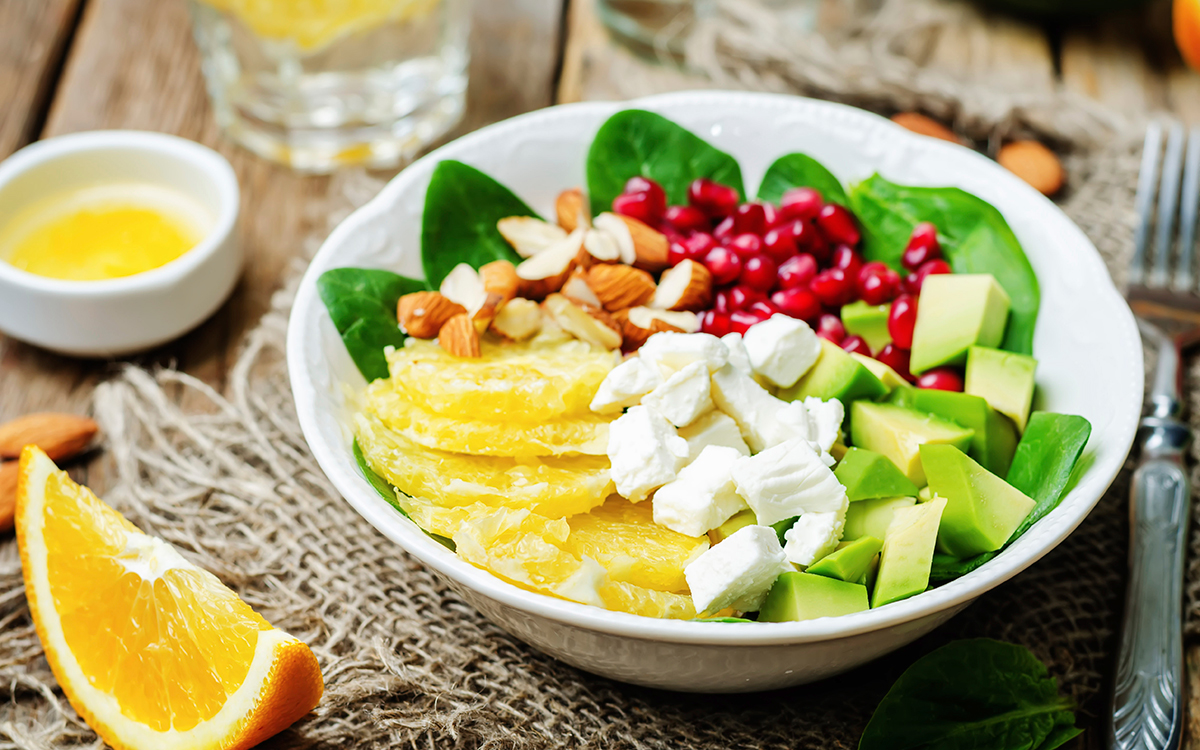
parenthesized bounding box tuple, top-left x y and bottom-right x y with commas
(287, 90, 1142, 646)
(0, 129, 240, 297)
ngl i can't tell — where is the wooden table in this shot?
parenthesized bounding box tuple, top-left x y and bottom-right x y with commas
(2, 0, 1199, 745)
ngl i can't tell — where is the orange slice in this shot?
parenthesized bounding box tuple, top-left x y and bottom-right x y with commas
(16, 446, 323, 750)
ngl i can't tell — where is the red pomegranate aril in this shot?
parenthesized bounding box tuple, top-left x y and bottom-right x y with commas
(740, 255, 778, 292)
(727, 285, 765, 311)
(728, 233, 764, 258)
(733, 203, 768, 236)
(780, 187, 823, 222)
(684, 232, 718, 258)
(625, 175, 666, 210)
(613, 191, 663, 225)
(901, 222, 941, 270)
(704, 246, 743, 285)
(777, 253, 818, 290)
(747, 300, 779, 320)
(808, 230, 832, 264)
(903, 258, 951, 294)
(876, 344, 915, 383)
(762, 202, 781, 228)
(714, 216, 737, 244)
(888, 294, 918, 349)
(688, 178, 740, 218)
(762, 227, 798, 264)
(663, 205, 711, 234)
(810, 268, 856, 307)
(816, 203, 861, 246)
(916, 367, 964, 392)
(668, 241, 690, 266)
(831, 245, 863, 279)
(858, 262, 901, 305)
(816, 313, 846, 344)
(841, 335, 872, 357)
(772, 288, 822, 320)
(729, 310, 761, 335)
(699, 310, 733, 337)
(713, 288, 732, 314)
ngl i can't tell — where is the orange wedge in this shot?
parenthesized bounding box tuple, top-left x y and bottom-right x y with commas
(1177, 0, 1200, 71)
(16, 446, 323, 750)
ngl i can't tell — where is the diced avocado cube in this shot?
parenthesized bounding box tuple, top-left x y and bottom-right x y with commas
(849, 401, 975, 486)
(965, 346, 1037, 432)
(808, 536, 882, 582)
(835, 447, 920, 501)
(711, 508, 757, 542)
(886, 386, 1019, 477)
(843, 496, 916, 541)
(909, 274, 1011, 374)
(780, 339, 888, 405)
(841, 301, 892, 352)
(917, 485, 934, 502)
(871, 497, 946, 607)
(759, 571, 870, 621)
(850, 352, 908, 392)
(920, 444, 1036, 558)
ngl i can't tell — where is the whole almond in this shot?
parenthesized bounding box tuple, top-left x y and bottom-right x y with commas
(479, 260, 519, 304)
(891, 112, 961, 144)
(438, 312, 481, 358)
(398, 291, 466, 339)
(0, 413, 98, 462)
(587, 264, 657, 311)
(617, 215, 670, 271)
(651, 259, 712, 312)
(556, 188, 591, 232)
(0, 461, 16, 533)
(997, 140, 1064, 196)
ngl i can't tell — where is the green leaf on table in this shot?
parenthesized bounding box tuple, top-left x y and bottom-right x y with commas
(848, 175, 1039, 354)
(586, 109, 745, 216)
(353, 438, 456, 551)
(859, 639, 1079, 750)
(421, 159, 536, 289)
(317, 267, 427, 382)
(929, 412, 1091, 581)
(757, 153, 848, 205)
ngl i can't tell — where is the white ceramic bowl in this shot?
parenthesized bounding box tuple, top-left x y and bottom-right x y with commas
(288, 92, 1143, 692)
(0, 131, 241, 357)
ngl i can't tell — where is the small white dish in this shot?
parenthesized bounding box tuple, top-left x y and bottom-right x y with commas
(0, 131, 241, 357)
(287, 92, 1143, 692)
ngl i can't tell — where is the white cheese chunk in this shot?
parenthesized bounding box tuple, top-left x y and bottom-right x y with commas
(732, 438, 848, 525)
(639, 331, 729, 377)
(642, 361, 713, 428)
(653, 445, 748, 536)
(607, 405, 689, 502)
(590, 357, 662, 414)
(742, 314, 821, 388)
(685, 525, 790, 614)
(783, 500, 850, 567)
(803, 397, 844, 452)
(678, 410, 750, 460)
(710, 365, 806, 452)
(720, 332, 754, 376)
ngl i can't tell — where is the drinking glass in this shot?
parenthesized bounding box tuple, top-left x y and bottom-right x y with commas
(188, 0, 470, 172)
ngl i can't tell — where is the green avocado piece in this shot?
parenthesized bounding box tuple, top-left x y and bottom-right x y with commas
(841, 301, 893, 352)
(871, 496, 947, 607)
(920, 444, 1036, 558)
(965, 346, 1038, 432)
(843, 496, 916, 540)
(850, 352, 908, 391)
(849, 401, 976, 486)
(711, 508, 757, 542)
(909, 274, 1011, 374)
(886, 386, 1019, 477)
(808, 536, 882, 582)
(835, 447, 920, 501)
(918, 485, 934, 502)
(771, 516, 799, 545)
(759, 571, 870, 621)
(780, 338, 888, 405)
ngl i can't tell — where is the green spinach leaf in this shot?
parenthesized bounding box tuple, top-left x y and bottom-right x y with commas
(353, 438, 456, 551)
(586, 109, 745, 216)
(317, 267, 427, 382)
(421, 159, 536, 289)
(757, 153, 848, 205)
(848, 175, 1039, 354)
(859, 639, 1078, 750)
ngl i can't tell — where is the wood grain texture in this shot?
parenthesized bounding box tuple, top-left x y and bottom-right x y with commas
(0, 0, 81, 159)
(1061, 13, 1170, 115)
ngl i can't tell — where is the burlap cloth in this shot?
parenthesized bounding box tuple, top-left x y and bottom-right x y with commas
(0, 1, 1191, 747)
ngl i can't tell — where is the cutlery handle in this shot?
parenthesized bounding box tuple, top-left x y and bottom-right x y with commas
(1109, 451, 1189, 750)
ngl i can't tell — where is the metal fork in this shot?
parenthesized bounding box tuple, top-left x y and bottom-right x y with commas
(1111, 121, 1200, 750)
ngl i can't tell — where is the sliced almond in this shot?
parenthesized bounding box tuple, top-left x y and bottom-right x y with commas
(591, 213, 637, 265)
(397, 291, 466, 339)
(619, 215, 670, 272)
(1, 461, 17, 533)
(440, 263, 490, 316)
(479, 260, 519, 305)
(997, 140, 1064, 196)
(652, 259, 713, 312)
(438, 312, 481, 358)
(628, 306, 700, 334)
(562, 270, 604, 309)
(0, 413, 99, 462)
(587, 264, 657, 311)
(491, 297, 543, 341)
(515, 228, 584, 299)
(583, 228, 621, 264)
(890, 112, 962, 144)
(556, 188, 591, 232)
(542, 294, 623, 350)
(497, 216, 569, 258)
(613, 309, 683, 351)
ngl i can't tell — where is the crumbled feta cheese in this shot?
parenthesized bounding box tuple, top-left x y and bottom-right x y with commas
(732, 438, 848, 525)
(720, 332, 754, 376)
(607, 405, 689, 501)
(742, 314, 821, 388)
(803, 397, 844, 452)
(590, 357, 662, 414)
(710, 365, 806, 452)
(685, 524, 790, 614)
(642, 361, 713, 428)
(678, 410, 750, 459)
(639, 332, 728, 377)
(783, 500, 850, 567)
(653, 445, 748, 536)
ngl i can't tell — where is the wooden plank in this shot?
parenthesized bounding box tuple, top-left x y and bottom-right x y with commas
(0, 0, 81, 159)
(1061, 15, 1169, 115)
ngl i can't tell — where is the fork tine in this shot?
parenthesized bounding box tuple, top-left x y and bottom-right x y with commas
(1131, 122, 1164, 286)
(1177, 127, 1200, 292)
(1151, 123, 1186, 288)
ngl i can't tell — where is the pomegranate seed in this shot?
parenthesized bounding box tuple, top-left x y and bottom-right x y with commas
(748, 300, 779, 320)
(902, 222, 941, 270)
(771, 288, 822, 320)
(816, 204, 861, 246)
(876, 344, 915, 383)
(917, 258, 952, 285)
(777, 254, 818, 289)
(776, 219, 810, 251)
(916, 367, 965, 392)
(728, 233, 764, 258)
(841, 335, 872, 357)
(729, 310, 760, 335)
(704, 246, 743, 285)
(688, 178, 740, 218)
(816, 313, 846, 343)
(699, 310, 733, 337)
(728, 285, 765, 311)
(713, 288, 732, 314)
(810, 268, 856, 307)
(857, 262, 901, 305)
(714, 216, 736, 244)
(625, 176, 666, 211)
(663, 205, 711, 234)
(740, 255, 779, 292)
(762, 227, 798, 263)
(733, 203, 768, 236)
(808, 229, 832, 264)
(668, 241, 690, 266)
(780, 187, 824, 222)
(612, 191, 663, 225)
(762, 202, 781, 228)
(888, 294, 918, 349)
(831, 245, 863, 280)
(684, 232, 718, 259)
